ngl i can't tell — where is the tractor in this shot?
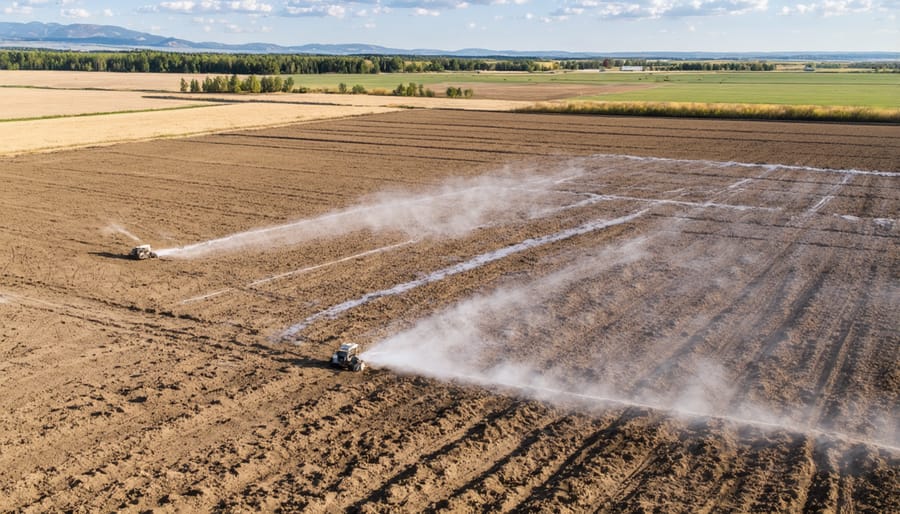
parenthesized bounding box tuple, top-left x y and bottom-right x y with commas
(330, 343, 366, 372)
(129, 244, 158, 260)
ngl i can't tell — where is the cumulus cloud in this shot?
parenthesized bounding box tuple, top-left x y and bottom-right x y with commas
(546, 0, 767, 19)
(283, 1, 348, 17)
(779, 0, 876, 15)
(155, 0, 273, 14)
(389, 0, 462, 8)
(3, 2, 33, 14)
(133, 0, 888, 21)
(61, 7, 90, 17)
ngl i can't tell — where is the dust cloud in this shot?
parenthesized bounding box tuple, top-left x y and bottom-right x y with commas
(157, 164, 583, 259)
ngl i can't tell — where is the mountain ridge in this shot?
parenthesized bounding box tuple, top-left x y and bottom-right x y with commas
(0, 22, 896, 61)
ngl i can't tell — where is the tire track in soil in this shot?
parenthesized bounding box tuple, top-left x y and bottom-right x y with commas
(815, 253, 899, 441)
(514, 409, 664, 512)
(104, 145, 483, 185)
(360, 116, 900, 149)
(343, 400, 542, 511)
(432, 415, 592, 512)
(258, 124, 895, 170)
(721, 434, 816, 513)
(242, 384, 508, 511)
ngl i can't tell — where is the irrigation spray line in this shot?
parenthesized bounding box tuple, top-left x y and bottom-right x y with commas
(156, 174, 568, 259)
(248, 240, 417, 287)
(358, 349, 899, 453)
(594, 153, 900, 178)
(179, 240, 417, 304)
(553, 192, 780, 213)
(806, 174, 853, 216)
(279, 209, 649, 340)
(444, 371, 900, 453)
(159, 154, 886, 260)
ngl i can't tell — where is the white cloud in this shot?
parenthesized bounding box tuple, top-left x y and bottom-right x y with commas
(3, 2, 33, 14)
(226, 0, 273, 12)
(283, 2, 347, 17)
(779, 0, 876, 15)
(388, 0, 475, 10)
(103, 8, 114, 16)
(156, 0, 273, 14)
(823, 0, 875, 15)
(60, 7, 90, 18)
(413, 6, 440, 14)
(549, 0, 769, 19)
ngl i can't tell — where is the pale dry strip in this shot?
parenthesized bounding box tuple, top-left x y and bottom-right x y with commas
(175, 92, 533, 111)
(0, 102, 399, 155)
(0, 89, 205, 119)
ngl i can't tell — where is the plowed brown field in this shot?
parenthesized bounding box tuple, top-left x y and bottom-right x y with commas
(1, 110, 898, 513)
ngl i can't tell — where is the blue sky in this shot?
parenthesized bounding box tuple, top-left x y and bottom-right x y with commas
(1, 0, 898, 52)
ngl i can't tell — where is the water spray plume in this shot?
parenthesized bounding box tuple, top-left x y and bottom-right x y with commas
(103, 223, 141, 242)
(280, 209, 649, 340)
(156, 167, 583, 259)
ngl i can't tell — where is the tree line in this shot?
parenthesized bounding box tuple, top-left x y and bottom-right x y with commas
(560, 59, 777, 71)
(181, 75, 296, 93)
(183, 77, 475, 98)
(8, 49, 890, 75)
(0, 49, 545, 74)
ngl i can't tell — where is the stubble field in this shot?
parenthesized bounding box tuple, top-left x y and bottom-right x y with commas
(0, 109, 898, 512)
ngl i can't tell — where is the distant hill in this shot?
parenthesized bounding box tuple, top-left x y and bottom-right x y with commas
(1, 22, 897, 61)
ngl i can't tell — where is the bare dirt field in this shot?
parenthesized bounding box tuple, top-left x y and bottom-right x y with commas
(0, 110, 898, 512)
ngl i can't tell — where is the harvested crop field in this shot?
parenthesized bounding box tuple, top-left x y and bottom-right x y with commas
(0, 88, 208, 120)
(426, 82, 652, 101)
(1, 110, 898, 512)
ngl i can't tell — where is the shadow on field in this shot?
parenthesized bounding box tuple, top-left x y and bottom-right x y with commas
(90, 251, 135, 261)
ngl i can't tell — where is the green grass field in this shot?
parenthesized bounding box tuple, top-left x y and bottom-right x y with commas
(285, 70, 899, 108)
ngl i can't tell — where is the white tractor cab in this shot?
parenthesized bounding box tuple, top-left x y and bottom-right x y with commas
(129, 244, 158, 260)
(330, 343, 366, 372)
